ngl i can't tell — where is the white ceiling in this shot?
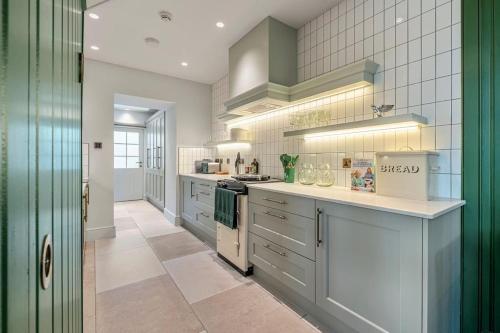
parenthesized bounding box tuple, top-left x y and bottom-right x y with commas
(84, 0, 338, 84)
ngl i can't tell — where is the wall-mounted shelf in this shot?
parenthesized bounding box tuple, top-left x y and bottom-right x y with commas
(205, 140, 252, 148)
(283, 114, 428, 138)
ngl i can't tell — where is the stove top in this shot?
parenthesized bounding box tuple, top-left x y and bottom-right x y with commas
(231, 174, 270, 181)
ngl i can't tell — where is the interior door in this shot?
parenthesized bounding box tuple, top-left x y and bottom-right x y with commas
(1, 0, 83, 331)
(114, 127, 144, 201)
(144, 113, 165, 209)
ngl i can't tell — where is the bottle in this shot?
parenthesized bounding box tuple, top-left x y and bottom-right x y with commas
(251, 158, 259, 174)
(239, 159, 246, 174)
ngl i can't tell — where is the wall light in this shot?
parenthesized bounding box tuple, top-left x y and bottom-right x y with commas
(216, 22, 225, 28)
(88, 13, 100, 19)
(90, 45, 100, 50)
(213, 141, 251, 150)
(181, 61, 188, 67)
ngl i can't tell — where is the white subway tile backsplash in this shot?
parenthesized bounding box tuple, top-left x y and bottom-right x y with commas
(436, 51, 452, 77)
(436, 3, 452, 30)
(421, 79, 436, 104)
(408, 39, 422, 62)
(436, 125, 451, 149)
(422, 0, 436, 12)
(421, 10, 436, 36)
(436, 27, 452, 53)
(209, 0, 461, 199)
(421, 33, 435, 58)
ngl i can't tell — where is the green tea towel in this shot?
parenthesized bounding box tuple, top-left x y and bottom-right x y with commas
(214, 188, 237, 229)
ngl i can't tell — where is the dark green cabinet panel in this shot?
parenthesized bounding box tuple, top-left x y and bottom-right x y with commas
(462, 0, 500, 332)
(0, 0, 84, 332)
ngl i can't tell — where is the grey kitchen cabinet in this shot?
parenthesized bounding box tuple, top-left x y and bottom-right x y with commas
(180, 176, 217, 246)
(145, 112, 165, 209)
(248, 187, 461, 333)
(248, 233, 316, 302)
(181, 177, 196, 224)
(248, 203, 316, 260)
(315, 201, 423, 333)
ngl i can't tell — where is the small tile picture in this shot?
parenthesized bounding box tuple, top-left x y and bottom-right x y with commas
(342, 158, 352, 168)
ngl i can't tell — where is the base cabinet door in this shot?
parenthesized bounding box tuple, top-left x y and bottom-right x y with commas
(315, 201, 423, 333)
(181, 178, 196, 223)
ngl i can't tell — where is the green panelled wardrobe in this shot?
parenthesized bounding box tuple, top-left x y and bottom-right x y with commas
(0, 0, 84, 332)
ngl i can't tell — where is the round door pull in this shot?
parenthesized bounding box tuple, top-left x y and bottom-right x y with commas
(41, 234, 53, 290)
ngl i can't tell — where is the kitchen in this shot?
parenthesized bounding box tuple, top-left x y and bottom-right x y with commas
(83, 0, 464, 332)
(3, 0, 498, 332)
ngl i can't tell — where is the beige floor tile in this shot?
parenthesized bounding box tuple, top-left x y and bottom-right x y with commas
(95, 228, 147, 256)
(95, 246, 165, 293)
(114, 216, 138, 231)
(96, 275, 205, 333)
(163, 250, 247, 304)
(192, 282, 319, 333)
(136, 220, 185, 238)
(148, 231, 209, 261)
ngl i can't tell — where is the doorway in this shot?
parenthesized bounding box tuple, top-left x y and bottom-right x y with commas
(113, 126, 144, 201)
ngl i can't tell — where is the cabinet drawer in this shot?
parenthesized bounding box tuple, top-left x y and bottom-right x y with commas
(194, 186, 215, 209)
(248, 233, 315, 303)
(249, 188, 315, 219)
(249, 203, 316, 260)
(195, 208, 216, 239)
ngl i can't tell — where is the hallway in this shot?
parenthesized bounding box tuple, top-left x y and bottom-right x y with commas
(83, 200, 321, 333)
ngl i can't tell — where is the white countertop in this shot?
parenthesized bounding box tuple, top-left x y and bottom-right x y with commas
(246, 182, 465, 219)
(179, 173, 230, 182)
(179, 173, 465, 219)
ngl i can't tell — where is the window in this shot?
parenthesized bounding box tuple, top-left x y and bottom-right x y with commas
(114, 130, 140, 168)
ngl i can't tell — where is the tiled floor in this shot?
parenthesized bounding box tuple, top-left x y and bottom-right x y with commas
(84, 200, 322, 333)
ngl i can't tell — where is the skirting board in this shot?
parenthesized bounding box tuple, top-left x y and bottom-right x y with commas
(164, 207, 182, 226)
(87, 225, 116, 240)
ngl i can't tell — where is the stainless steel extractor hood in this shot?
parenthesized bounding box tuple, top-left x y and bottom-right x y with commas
(221, 17, 297, 119)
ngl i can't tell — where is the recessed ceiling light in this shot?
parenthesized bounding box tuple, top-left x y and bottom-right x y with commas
(216, 21, 225, 28)
(181, 62, 188, 67)
(396, 17, 404, 23)
(90, 45, 100, 50)
(88, 12, 99, 19)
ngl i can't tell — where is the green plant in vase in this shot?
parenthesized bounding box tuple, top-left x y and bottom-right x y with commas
(280, 154, 299, 183)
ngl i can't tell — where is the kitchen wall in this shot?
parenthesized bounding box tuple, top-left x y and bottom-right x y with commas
(83, 59, 212, 239)
(211, 0, 462, 199)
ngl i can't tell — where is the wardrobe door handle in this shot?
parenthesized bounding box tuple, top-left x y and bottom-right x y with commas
(190, 181, 195, 198)
(316, 208, 322, 247)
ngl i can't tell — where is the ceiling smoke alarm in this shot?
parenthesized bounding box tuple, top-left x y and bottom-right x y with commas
(158, 10, 173, 22)
(144, 37, 160, 47)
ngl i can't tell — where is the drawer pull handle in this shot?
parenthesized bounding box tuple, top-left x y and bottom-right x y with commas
(316, 208, 323, 247)
(199, 191, 210, 196)
(263, 197, 287, 205)
(264, 243, 286, 257)
(264, 211, 287, 221)
(200, 212, 210, 218)
(199, 183, 210, 187)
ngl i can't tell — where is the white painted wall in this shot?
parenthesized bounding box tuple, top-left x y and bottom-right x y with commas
(83, 59, 211, 239)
